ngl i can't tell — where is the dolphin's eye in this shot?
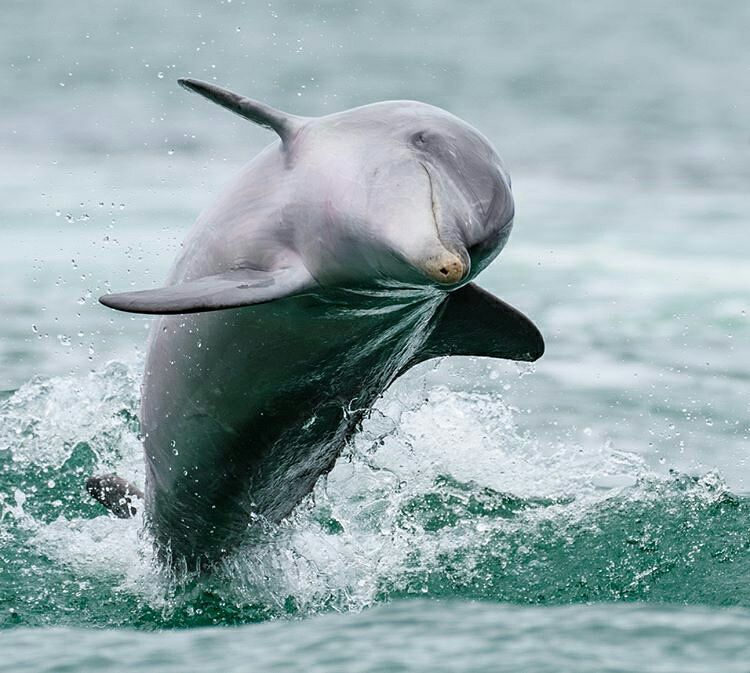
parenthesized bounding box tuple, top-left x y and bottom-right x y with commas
(411, 131, 429, 147)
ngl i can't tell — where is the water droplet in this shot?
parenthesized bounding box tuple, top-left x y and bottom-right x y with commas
(47, 479, 56, 488)
(157, 71, 164, 79)
(515, 361, 536, 378)
(167, 149, 174, 156)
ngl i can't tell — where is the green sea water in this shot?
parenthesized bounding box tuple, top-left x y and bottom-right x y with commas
(1, 0, 749, 671)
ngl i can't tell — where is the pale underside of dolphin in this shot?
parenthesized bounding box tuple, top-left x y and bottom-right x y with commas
(91, 78, 544, 568)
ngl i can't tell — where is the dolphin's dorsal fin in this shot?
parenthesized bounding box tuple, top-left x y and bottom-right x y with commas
(402, 283, 544, 374)
(178, 78, 306, 147)
(99, 266, 315, 315)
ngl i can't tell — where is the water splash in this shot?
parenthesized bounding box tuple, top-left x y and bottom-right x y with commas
(0, 362, 748, 629)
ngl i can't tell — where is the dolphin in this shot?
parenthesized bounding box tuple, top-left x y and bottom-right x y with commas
(90, 78, 544, 568)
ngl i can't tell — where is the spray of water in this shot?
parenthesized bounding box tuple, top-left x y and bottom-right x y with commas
(0, 361, 744, 628)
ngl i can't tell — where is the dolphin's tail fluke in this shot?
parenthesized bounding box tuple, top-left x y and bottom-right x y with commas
(85, 474, 143, 519)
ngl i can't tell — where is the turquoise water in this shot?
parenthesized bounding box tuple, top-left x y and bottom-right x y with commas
(1, 0, 749, 670)
(6, 602, 750, 673)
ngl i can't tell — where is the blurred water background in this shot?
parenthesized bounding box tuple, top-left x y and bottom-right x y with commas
(0, 1, 748, 671)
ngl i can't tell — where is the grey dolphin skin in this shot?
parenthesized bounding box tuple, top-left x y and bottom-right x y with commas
(92, 78, 544, 568)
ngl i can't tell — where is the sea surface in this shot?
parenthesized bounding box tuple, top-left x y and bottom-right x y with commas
(1, 1, 748, 671)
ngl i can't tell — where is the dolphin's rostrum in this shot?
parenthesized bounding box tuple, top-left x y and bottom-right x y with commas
(92, 79, 544, 568)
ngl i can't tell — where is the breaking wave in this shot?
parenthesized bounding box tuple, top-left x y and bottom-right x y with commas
(1, 361, 747, 628)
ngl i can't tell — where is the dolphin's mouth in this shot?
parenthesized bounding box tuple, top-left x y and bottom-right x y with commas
(418, 161, 471, 286)
(420, 161, 443, 243)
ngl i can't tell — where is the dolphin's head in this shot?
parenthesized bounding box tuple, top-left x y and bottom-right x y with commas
(298, 101, 514, 290)
(175, 80, 513, 292)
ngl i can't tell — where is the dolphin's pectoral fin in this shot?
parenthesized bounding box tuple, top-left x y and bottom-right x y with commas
(99, 266, 316, 315)
(85, 474, 144, 519)
(403, 282, 544, 373)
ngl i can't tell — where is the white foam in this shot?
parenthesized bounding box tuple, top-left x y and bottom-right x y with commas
(1, 362, 653, 616)
(219, 381, 650, 613)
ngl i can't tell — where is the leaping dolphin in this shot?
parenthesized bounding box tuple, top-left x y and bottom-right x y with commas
(90, 78, 544, 568)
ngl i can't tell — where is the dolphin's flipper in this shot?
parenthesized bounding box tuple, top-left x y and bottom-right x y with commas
(99, 266, 316, 315)
(86, 474, 144, 519)
(178, 78, 305, 147)
(404, 282, 544, 372)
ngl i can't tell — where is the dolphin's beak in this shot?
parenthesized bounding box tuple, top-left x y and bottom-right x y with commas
(421, 251, 469, 285)
(416, 162, 471, 286)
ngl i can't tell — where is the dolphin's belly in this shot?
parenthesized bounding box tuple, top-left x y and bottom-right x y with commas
(140, 291, 440, 561)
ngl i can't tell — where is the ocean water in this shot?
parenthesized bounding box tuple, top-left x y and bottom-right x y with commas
(1, 1, 748, 671)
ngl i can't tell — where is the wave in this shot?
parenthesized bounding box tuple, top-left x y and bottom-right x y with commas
(1, 361, 747, 629)
(4, 600, 750, 673)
